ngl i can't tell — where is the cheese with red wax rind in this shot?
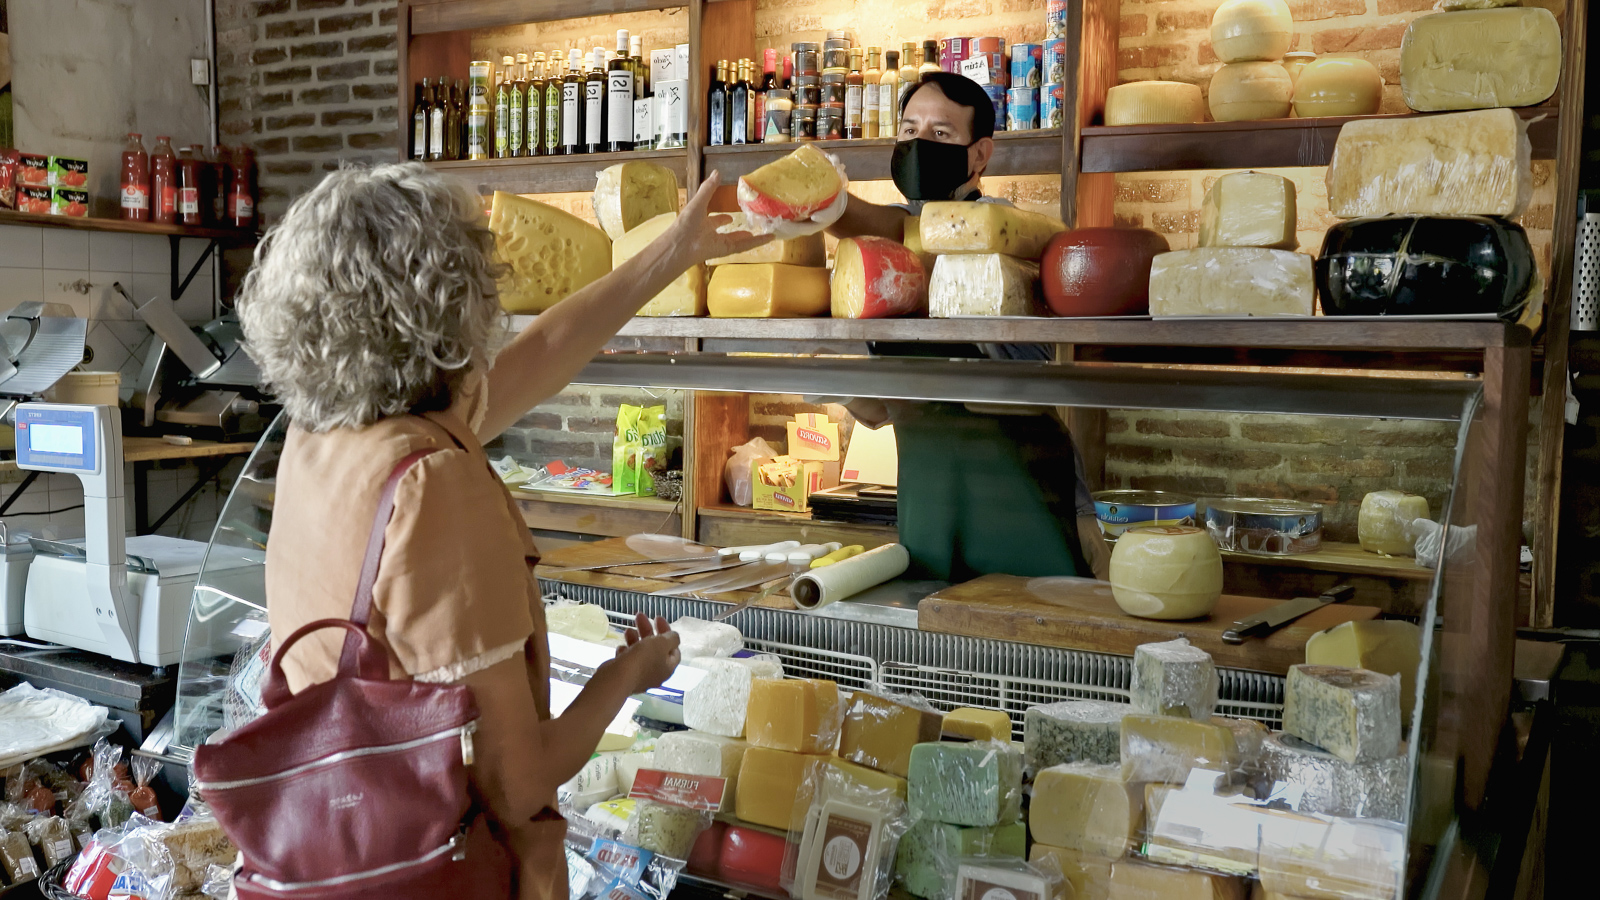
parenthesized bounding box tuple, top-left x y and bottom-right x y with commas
(687, 820, 727, 876)
(707, 263, 832, 318)
(831, 236, 928, 318)
(718, 825, 790, 894)
(1042, 227, 1169, 317)
(737, 144, 843, 221)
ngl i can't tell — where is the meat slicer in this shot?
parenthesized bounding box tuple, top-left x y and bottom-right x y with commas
(123, 287, 268, 440)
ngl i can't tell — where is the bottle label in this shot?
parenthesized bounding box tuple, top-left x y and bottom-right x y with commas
(845, 85, 863, 125)
(431, 113, 446, 155)
(509, 88, 524, 154)
(607, 72, 634, 145)
(495, 92, 509, 155)
(160, 186, 177, 216)
(882, 84, 900, 131)
(413, 117, 428, 158)
(528, 95, 542, 152)
(467, 111, 489, 157)
(731, 100, 747, 145)
(120, 185, 149, 211)
(634, 98, 654, 146)
(178, 188, 200, 215)
(585, 81, 604, 145)
(231, 192, 253, 222)
(546, 101, 561, 151)
(709, 97, 725, 145)
(563, 83, 581, 147)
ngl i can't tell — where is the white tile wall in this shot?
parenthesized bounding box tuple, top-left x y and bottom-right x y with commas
(0, 461, 244, 542)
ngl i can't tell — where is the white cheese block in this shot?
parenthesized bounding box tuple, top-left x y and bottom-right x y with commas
(1110, 526, 1225, 620)
(1211, 0, 1294, 63)
(929, 254, 1041, 317)
(1306, 620, 1422, 723)
(1261, 732, 1410, 820)
(919, 202, 1068, 259)
(1024, 699, 1132, 770)
(707, 232, 826, 266)
(1283, 665, 1403, 764)
(682, 658, 761, 737)
(654, 731, 750, 812)
(1209, 62, 1293, 122)
(592, 161, 681, 240)
(1104, 81, 1206, 126)
(1325, 108, 1532, 217)
(672, 617, 744, 659)
(1400, 7, 1561, 112)
(1130, 638, 1220, 720)
(488, 191, 613, 313)
(1292, 57, 1383, 118)
(1199, 171, 1298, 250)
(610, 751, 654, 795)
(612, 212, 706, 316)
(1357, 491, 1430, 556)
(1149, 247, 1314, 317)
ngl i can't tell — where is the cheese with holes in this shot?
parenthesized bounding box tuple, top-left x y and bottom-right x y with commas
(929, 254, 1041, 317)
(1306, 620, 1422, 723)
(1211, 0, 1293, 63)
(1208, 62, 1293, 122)
(708, 232, 826, 266)
(1030, 763, 1142, 857)
(1293, 58, 1383, 118)
(896, 818, 1027, 899)
(735, 747, 831, 829)
(745, 677, 841, 753)
(1326, 109, 1531, 217)
(1357, 491, 1430, 557)
(827, 757, 908, 798)
(1283, 665, 1402, 763)
(707, 263, 831, 317)
(1258, 812, 1404, 900)
(1109, 859, 1249, 900)
(738, 144, 843, 221)
(654, 731, 750, 812)
(1131, 638, 1219, 720)
(1031, 845, 1113, 900)
(488, 191, 613, 313)
(943, 708, 1014, 742)
(907, 741, 1024, 827)
(1200, 171, 1298, 250)
(1121, 714, 1241, 783)
(1104, 82, 1205, 126)
(612, 212, 705, 316)
(593, 161, 681, 240)
(1025, 699, 1131, 770)
(1261, 732, 1410, 820)
(903, 216, 936, 272)
(919, 202, 1067, 259)
(832, 237, 927, 318)
(683, 658, 764, 737)
(1110, 527, 1225, 620)
(840, 692, 944, 777)
(1149, 248, 1314, 316)
(1400, 8, 1561, 112)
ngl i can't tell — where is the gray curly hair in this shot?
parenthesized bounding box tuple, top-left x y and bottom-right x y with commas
(236, 162, 505, 432)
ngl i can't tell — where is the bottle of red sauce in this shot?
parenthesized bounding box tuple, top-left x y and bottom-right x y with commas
(211, 145, 233, 226)
(150, 136, 178, 224)
(229, 145, 256, 229)
(177, 148, 202, 226)
(120, 133, 150, 221)
(187, 144, 212, 225)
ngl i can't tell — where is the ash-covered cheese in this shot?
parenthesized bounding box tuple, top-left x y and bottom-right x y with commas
(1283, 665, 1402, 764)
(1029, 762, 1142, 858)
(1131, 638, 1220, 720)
(918, 202, 1067, 260)
(929, 253, 1041, 317)
(895, 818, 1027, 899)
(1024, 699, 1131, 770)
(907, 741, 1024, 827)
(654, 731, 750, 812)
(1261, 732, 1409, 820)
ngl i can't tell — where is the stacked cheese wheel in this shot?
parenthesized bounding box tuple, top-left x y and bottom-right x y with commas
(920, 201, 1068, 317)
(1207, 0, 1295, 121)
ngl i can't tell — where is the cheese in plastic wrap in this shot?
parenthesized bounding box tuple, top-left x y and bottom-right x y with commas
(1140, 785, 1266, 878)
(1257, 812, 1405, 900)
(1282, 665, 1403, 764)
(839, 690, 944, 777)
(1357, 490, 1430, 557)
(1261, 732, 1410, 820)
(1024, 699, 1132, 771)
(1148, 248, 1314, 317)
(546, 602, 613, 643)
(785, 756, 914, 900)
(1120, 714, 1242, 784)
(654, 732, 750, 812)
(488, 191, 613, 313)
(895, 818, 1026, 900)
(746, 677, 843, 754)
(1325, 109, 1532, 218)
(907, 740, 1024, 827)
(1199, 171, 1298, 250)
(917, 201, 1067, 259)
(681, 658, 760, 737)
(1028, 762, 1141, 857)
(1130, 638, 1220, 720)
(952, 857, 1065, 900)
(672, 617, 743, 659)
(929, 254, 1041, 317)
(1400, 8, 1561, 112)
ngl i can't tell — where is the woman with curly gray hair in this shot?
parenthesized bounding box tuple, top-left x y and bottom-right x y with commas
(236, 162, 768, 899)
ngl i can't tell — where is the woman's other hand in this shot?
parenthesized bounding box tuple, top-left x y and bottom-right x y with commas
(615, 613, 681, 694)
(664, 171, 773, 268)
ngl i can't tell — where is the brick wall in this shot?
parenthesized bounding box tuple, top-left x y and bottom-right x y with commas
(488, 385, 686, 476)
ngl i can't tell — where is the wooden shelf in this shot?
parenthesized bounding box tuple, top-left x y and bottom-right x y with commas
(695, 504, 899, 549)
(703, 130, 1063, 182)
(511, 488, 682, 537)
(1219, 540, 1431, 581)
(428, 148, 689, 195)
(410, 0, 690, 34)
(509, 488, 680, 511)
(0, 208, 258, 242)
(1081, 107, 1559, 173)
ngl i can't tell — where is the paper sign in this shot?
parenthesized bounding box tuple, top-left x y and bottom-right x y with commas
(960, 56, 990, 85)
(629, 769, 727, 810)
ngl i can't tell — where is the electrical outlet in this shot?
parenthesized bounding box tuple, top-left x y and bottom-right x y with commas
(191, 59, 210, 86)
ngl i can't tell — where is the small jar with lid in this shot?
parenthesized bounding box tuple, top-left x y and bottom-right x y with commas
(764, 89, 794, 143)
(791, 107, 818, 141)
(817, 107, 844, 140)
(824, 47, 849, 70)
(793, 74, 822, 108)
(1281, 51, 1317, 88)
(792, 42, 820, 77)
(821, 71, 847, 108)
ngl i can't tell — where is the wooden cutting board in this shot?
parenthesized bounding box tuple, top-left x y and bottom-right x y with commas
(916, 575, 1380, 674)
(536, 536, 799, 610)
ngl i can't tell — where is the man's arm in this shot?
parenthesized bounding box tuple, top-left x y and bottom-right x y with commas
(826, 191, 909, 241)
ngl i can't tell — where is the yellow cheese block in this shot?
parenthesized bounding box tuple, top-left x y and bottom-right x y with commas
(1120, 714, 1241, 783)
(1400, 7, 1561, 112)
(592, 161, 681, 240)
(1029, 762, 1142, 858)
(902, 215, 937, 273)
(826, 757, 908, 799)
(1305, 620, 1422, 723)
(744, 677, 841, 753)
(919, 201, 1067, 259)
(1199, 171, 1298, 251)
(1292, 58, 1383, 118)
(942, 708, 1014, 742)
(1108, 859, 1248, 900)
(838, 691, 945, 777)
(1208, 62, 1293, 122)
(1257, 810, 1404, 900)
(706, 263, 831, 318)
(734, 747, 831, 830)
(488, 191, 613, 313)
(611, 212, 706, 316)
(738, 144, 843, 221)
(1030, 844, 1114, 900)
(1357, 490, 1429, 557)
(708, 232, 826, 266)
(1210, 0, 1293, 64)
(1104, 81, 1206, 126)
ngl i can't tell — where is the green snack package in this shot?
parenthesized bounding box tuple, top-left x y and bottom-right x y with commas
(635, 405, 667, 496)
(614, 404, 644, 495)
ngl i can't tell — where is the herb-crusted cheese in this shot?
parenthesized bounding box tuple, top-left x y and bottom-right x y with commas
(1024, 700, 1131, 771)
(929, 254, 1041, 317)
(1131, 638, 1219, 720)
(1283, 665, 1402, 764)
(907, 741, 1023, 827)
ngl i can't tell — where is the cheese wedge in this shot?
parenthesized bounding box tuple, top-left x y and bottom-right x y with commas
(489, 191, 612, 313)
(707, 232, 826, 266)
(918, 201, 1067, 259)
(1305, 620, 1422, 723)
(1283, 665, 1402, 764)
(929, 254, 1041, 317)
(737, 144, 842, 221)
(611, 212, 706, 316)
(707, 263, 831, 318)
(832, 236, 927, 318)
(592, 161, 681, 240)
(1400, 7, 1561, 112)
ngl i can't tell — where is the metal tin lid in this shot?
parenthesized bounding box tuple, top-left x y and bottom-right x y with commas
(1092, 489, 1196, 506)
(1201, 497, 1323, 516)
(792, 42, 821, 52)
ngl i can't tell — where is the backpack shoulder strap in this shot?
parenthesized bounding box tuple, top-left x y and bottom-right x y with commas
(336, 447, 437, 673)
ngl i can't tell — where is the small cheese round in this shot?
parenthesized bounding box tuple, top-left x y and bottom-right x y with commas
(1211, 0, 1294, 63)
(1109, 526, 1224, 620)
(1358, 490, 1430, 556)
(1104, 81, 1206, 126)
(1281, 51, 1317, 87)
(1209, 62, 1293, 122)
(1293, 57, 1383, 117)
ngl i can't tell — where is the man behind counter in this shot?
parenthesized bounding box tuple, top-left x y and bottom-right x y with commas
(822, 72, 1111, 583)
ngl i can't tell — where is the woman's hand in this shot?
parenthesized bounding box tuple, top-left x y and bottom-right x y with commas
(664, 171, 773, 269)
(614, 613, 681, 694)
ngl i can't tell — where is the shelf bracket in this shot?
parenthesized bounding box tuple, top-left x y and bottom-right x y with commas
(168, 235, 217, 302)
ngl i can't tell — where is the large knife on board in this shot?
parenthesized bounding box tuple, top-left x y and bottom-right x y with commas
(1221, 584, 1355, 644)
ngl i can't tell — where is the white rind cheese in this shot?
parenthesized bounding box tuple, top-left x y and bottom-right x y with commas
(1024, 700, 1132, 771)
(1149, 248, 1314, 317)
(1104, 82, 1206, 126)
(1261, 732, 1410, 820)
(488, 191, 613, 313)
(1199, 171, 1299, 250)
(1130, 638, 1220, 720)
(1283, 664, 1402, 764)
(654, 731, 750, 812)
(682, 658, 762, 737)
(1400, 7, 1561, 112)
(1325, 108, 1532, 218)
(1209, 62, 1293, 122)
(592, 161, 681, 240)
(1211, 0, 1294, 63)
(929, 254, 1041, 317)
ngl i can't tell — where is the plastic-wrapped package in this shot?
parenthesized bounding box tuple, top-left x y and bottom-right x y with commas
(1357, 491, 1431, 557)
(1283, 665, 1403, 764)
(156, 815, 237, 895)
(1110, 528, 1224, 620)
(1257, 811, 1405, 900)
(585, 798, 638, 836)
(907, 740, 1024, 827)
(745, 678, 843, 754)
(895, 818, 1025, 899)
(839, 690, 945, 778)
(687, 821, 726, 878)
(625, 769, 726, 862)
(1142, 774, 1265, 875)
(1028, 844, 1113, 900)
(682, 658, 762, 737)
(1326, 109, 1532, 218)
(1198, 171, 1298, 250)
(672, 617, 744, 660)
(1148, 248, 1314, 317)
(928, 254, 1042, 318)
(1108, 857, 1249, 898)
(725, 437, 783, 508)
(718, 825, 788, 895)
(941, 708, 1014, 743)
(1028, 762, 1140, 858)
(129, 756, 163, 821)
(735, 747, 831, 830)
(0, 828, 39, 884)
(953, 855, 1066, 900)
(1024, 699, 1131, 771)
(1120, 714, 1242, 784)
(1214, 717, 1267, 774)
(1317, 216, 1539, 322)
(826, 758, 907, 798)
(653, 732, 750, 812)
(24, 814, 75, 868)
(562, 754, 623, 814)
(567, 813, 689, 900)
(831, 237, 927, 319)
(612, 751, 656, 797)
(784, 755, 914, 900)
(1131, 638, 1220, 720)
(1261, 732, 1409, 820)
(547, 602, 616, 643)
(734, 145, 849, 238)
(1400, 8, 1560, 111)
(918, 202, 1067, 259)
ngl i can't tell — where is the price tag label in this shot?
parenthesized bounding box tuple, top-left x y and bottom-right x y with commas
(960, 56, 991, 85)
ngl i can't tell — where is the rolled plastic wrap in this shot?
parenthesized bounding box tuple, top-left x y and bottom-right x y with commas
(1400, 7, 1560, 112)
(1131, 637, 1220, 719)
(1326, 109, 1532, 218)
(1109, 528, 1224, 620)
(907, 740, 1025, 827)
(1357, 490, 1431, 556)
(1261, 732, 1410, 820)
(792, 543, 911, 609)
(1316, 216, 1539, 321)
(784, 757, 914, 900)
(839, 689, 944, 777)
(1024, 699, 1132, 771)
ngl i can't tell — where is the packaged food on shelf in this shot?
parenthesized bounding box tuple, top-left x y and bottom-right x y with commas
(839, 690, 945, 777)
(941, 708, 1013, 742)
(786, 756, 913, 900)
(567, 813, 688, 900)
(708, 232, 826, 267)
(1260, 732, 1410, 820)
(1201, 498, 1323, 556)
(1148, 247, 1315, 317)
(735, 747, 832, 829)
(653, 731, 750, 812)
(1400, 7, 1560, 111)
(1256, 812, 1405, 900)
(746, 677, 843, 753)
(17, 186, 51, 216)
(592, 162, 682, 241)
(737, 144, 848, 234)
(906, 740, 1024, 827)
(1282, 665, 1403, 764)
(1048, 0, 1069, 38)
(918, 202, 1067, 259)
(613, 403, 666, 496)
(1356, 490, 1431, 556)
(627, 768, 726, 860)
(0, 151, 19, 210)
(489, 191, 613, 313)
(1028, 761, 1140, 857)
(929, 254, 1042, 317)
(0, 828, 39, 884)
(1211, 0, 1294, 63)
(1025, 699, 1131, 771)
(1007, 88, 1040, 130)
(1142, 779, 1270, 875)
(832, 236, 928, 319)
(896, 818, 1026, 900)
(1121, 714, 1242, 783)
(952, 857, 1064, 900)
(1104, 81, 1206, 126)
(1325, 108, 1531, 217)
(1029, 844, 1113, 900)
(1292, 57, 1383, 118)
(1199, 171, 1299, 250)
(23, 815, 75, 868)
(16, 153, 48, 188)
(612, 213, 706, 317)
(787, 412, 840, 461)
(1110, 528, 1225, 621)
(1010, 43, 1042, 88)
(50, 187, 89, 218)
(1041, 227, 1169, 317)
(1305, 620, 1422, 722)
(708, 263, 832, 317)
(1041, 83, 1065, 128)
(1093, 490, 1197, 538)
(586, 797, 637, 835)
(1044, 40, 1068, 86)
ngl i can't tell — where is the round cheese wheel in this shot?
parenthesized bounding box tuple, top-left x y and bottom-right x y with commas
(831, 236, 928, 318)
(1281, 51, 1317, 87)
(1358, 490, 1430, 556)
(1109, 526, 1224, 620)
(1211, 0, 1294, 63)
(1104, 81, 1206, 126)
(1041, 227, 1170, 316)
(1293, 57, 1383, 117)
(1209, 62, 1293, 122)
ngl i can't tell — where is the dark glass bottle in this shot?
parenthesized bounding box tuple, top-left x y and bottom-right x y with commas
(606, 30, 635, 152)
(412, 78, 430, 160)
(731, 59, 750, 146)
(708, 59, 729, 146)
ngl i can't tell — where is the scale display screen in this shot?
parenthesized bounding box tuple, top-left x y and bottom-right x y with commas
(16, 405, 99, 474)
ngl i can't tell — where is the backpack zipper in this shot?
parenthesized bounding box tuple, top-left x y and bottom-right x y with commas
(195, 722, 475, 792)
(243, 832, 466, 891)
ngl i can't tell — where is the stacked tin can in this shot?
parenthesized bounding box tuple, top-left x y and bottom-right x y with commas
(968, 36, 1008, 130)
(791, 41, 821, 141)
(1044, 0, 1067, 129)
(1007, 43, 1042, 130)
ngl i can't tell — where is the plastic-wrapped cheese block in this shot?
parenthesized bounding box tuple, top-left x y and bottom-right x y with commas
(832, 237, 928, 319)
(896, 818, 1026, 899)
(708, 232, 826, 267)
(906, 740, 1024, 827)
(1208, 62, 1292, 122)
(1030, 844, 1113, 900)
(1357, 490, 1431, 556)
(612, 212, 706, 316)
(593, 161, 681, 240)
(918, 201, 1068, 259)
(827, 757, 908, 798)
(1104, 82, 1205, 126)
(1261, 732, 1409, 820)
(735, 747, 832, 829)
(636, 802, 708, 858)
(719, 825, 789, 894)
(1326, 109, 1531, 218)
(1292, 58, 1383, 118)
(1029, 762, 1142, 857)
(707, 263, 832, 318)
(1306, 620, 1422, 722)
(688, 820, 727, 876)
(1121, 714, 1241, 783)
(1131, 638, 1220, 719)
(1025, 699, 1132, 770)
(745, 677, 842, 753)
(683, 658, 762, 737)
(738, 144, 844, 221)
(942, 708, 1014, 742)
(1283, 665, 1402, 764)
(1109, 859, 1248, 900)
(1110, 527, 1225, 620)
(840, 691, 945, 777)
(1439, 0, 1515, 8)
(561, 753, 620, 810)
(1199, 171, 1298, 250)
(672, 616, 744, 659)
(954, 859, 1063, 900)
(1149, 248, 1314, 317)
(655, 731, 751, 812)
(929, 254, 1041, 317)
(1257, 812, 1405, 900)
(546, 603, 613, 642)
(1213, 716, 1267, 771)
(488, 191, 613, 313)
(1210, 0, 1293, 63)
(1041, 227, 1169, 317)
(1400, 8, 1560, 112)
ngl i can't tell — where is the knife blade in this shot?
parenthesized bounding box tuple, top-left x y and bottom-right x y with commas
(711, 571, 803, 621)
(655, 560, 806, 599)
(1222, 584, 1355, 644)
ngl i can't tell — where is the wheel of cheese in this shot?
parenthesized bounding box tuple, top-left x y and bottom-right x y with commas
(1400, 7, 1560, 111)
(1292, 57, 1382, 118)
(1357, 490, 1429, 556)
(1108, 526, 1223, 620)
(1041, 227, 1170, 317)
(1208, 62, 1293, 122)
(832, 236, 928, 318)
(1104, 82, 1205, 126)
(1211, 0, 1294, 63)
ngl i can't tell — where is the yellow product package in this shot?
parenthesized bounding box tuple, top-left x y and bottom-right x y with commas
(614, 404, 668, 496)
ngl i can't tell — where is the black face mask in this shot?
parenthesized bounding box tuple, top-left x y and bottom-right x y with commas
(890, 138, 976, 202)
